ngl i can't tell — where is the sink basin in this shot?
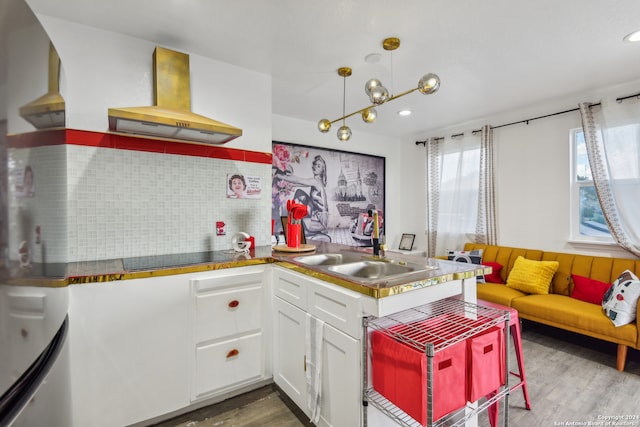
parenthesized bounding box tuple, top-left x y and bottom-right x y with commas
(293, 252, 363, 266)
(292, 252, 440, 283)
(327, 261, 416, 280)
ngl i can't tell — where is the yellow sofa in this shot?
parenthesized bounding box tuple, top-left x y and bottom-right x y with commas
(464, 243, 640, 371)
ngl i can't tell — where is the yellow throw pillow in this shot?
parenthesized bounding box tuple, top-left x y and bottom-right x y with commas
(506, 256, 559, 295)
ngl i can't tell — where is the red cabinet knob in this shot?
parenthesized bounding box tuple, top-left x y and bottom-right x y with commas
(226, 349, 239, 358)
(228, 300, 239, 308)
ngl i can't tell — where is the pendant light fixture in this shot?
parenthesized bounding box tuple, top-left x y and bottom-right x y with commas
(317, 37, 441, 141)
(336, 67, 352, 141)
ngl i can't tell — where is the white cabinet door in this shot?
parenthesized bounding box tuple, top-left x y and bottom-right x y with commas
(273, 294, 362, 426)
(272, 296, 309, 416)
(190, 265, 269, 401)
(317, 322, 361, 427)
(68, 274, 191, 427)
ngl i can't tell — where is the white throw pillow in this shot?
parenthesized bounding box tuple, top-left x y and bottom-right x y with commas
(602, 270, 640, 327)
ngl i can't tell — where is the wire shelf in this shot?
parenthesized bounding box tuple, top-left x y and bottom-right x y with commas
(363, 298, 511, 427)
(365, 386, 510, 427)
(365, 298, 509, 356)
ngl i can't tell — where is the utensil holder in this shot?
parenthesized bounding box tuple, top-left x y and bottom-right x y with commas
(287, 223, 302, 248)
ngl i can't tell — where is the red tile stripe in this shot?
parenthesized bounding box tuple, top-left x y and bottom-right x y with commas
(6, 129, 273, 165)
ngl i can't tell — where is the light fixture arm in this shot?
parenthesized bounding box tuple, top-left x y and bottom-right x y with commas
(317, 37, 440, 141)
(326, 87, 421, 124)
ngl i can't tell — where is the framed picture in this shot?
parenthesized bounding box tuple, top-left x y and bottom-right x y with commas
(399, 234, 416, 251)
(272, 141, 385, 247)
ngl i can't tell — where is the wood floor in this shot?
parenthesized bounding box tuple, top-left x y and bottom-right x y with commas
(152, 321, 640, 427)
(151, 386, 308, 427)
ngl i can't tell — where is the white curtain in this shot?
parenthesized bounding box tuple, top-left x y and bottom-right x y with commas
(425, 127, 498, 256)
(425, 137, 442, 257)
(476, 125, 498, 245)
(579, 101, 640, 257)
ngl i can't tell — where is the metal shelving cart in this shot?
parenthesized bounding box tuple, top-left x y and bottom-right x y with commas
(363, 298, 510, 427)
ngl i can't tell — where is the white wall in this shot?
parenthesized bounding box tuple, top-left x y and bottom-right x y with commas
(400, 78, 640, 259)
(6, 21, 51, 134)
(15, 8, 640, 260)
(274, 77, 640, 260)
(5, 14, 275, 262)
(33, 14, 272, 153)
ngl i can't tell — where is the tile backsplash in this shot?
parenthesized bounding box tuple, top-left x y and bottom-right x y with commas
(8, 135, 272, 263)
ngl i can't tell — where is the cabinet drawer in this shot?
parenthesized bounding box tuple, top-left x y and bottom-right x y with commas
(273, 267, 308, 310)
(308, 280, 361, 338)
(191, 268, 264, 293)
(195, 285, 263, 342)
(194, 332, 263, 397)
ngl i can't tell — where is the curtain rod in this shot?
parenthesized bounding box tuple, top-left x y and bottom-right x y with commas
(416, 87, 640, 146)
(415, 100, 605, 146)
(616, 92, 640, 103)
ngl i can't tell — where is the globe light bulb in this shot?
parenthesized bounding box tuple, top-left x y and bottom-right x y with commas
(369, 85, 389, 105)
(318, 118, 331, 133)
(365, 78, 383, 96)
(362, 108, 377, 123)
(418, 73, 441, 95)
(337, 125, 351, 141)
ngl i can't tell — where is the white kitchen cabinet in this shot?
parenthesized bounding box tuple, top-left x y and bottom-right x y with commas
(273, 295, 362, 427)
(190, 265, 271, 401)
(68, 264, 271, 427)
(272, 266, 362, 427)
(68, 274, 192, 427)
(317, 320, 360, 427)
(272, 296, 308, 414)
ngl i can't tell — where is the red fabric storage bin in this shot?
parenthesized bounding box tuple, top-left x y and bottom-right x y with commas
(371, 322, 467, 425)
(467, 326, 506, 402)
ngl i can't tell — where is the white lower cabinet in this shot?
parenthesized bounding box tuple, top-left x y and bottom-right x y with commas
(190, 265, 270, 401)
(272, 267, 362, 427)
(317, 319, 360, 427)
(68, 265, 271, 427)
(273, 296, 308, 414)
(67, 261, 473, 427)
(68, 274, 192, 427)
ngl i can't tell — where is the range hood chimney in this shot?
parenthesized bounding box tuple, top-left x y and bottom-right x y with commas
(108, 46, 242, 145)
(19, 42, 66, 129)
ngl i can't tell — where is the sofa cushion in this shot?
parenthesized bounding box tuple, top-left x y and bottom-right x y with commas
(506, 256, 559, 295)
(477, 283, 527, 307)
(482, 262, 504, 284)
(571, 274, 611, 305)
(512, 294, 637, 346)
(602, 270, 640, 327)
(463, 243, 544, 284)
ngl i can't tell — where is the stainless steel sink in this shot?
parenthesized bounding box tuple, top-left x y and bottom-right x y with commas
(292, 252, 363, 266)
(292, 252, 439, 283)
(327, 261, 416, 280)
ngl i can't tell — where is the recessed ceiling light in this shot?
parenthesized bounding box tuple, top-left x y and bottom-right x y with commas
(365, 53, 382, 63)
(398, 109, 412, 116)
(623, 30, 640, 42)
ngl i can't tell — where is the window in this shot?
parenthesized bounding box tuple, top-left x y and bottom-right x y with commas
(570, 129, 613, 242)
(435, 139, 481, 252)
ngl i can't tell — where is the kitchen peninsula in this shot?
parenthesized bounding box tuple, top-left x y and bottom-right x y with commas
(13, 243, 488, 427)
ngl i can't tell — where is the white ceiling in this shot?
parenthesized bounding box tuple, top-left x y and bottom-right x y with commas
(8, 0, 640, 139)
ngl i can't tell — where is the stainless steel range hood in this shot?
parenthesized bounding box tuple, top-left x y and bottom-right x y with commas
(19, 42, 66, 129)
(108, 46, 242, 145)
